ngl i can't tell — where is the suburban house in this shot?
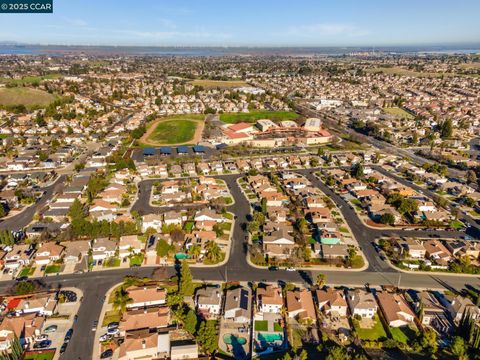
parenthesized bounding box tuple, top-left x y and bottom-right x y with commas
(60, 240, 90, 263)
(91, 238, 117, 261)
(0, 314, 44, 350)
(119, 332, 165, 360)
(34, 242, 64, 266)
(315, 288, 348, 317)
(126, 286, 167, 309)
(119, 307, 170, 335)
(141, 214, 163, 232)
(194, 209, 224, 223)
(415, 291, 452, 334)
(286, 289, 316, 322)
(118, 235, 143, 259)
(224, 287, 251, 323)
(195, 286, 223, 319)
(262, 227, 296, 259)
(256, 284, 283, 314)
(376, 292, 416, 327)
(347, 289, 378, 319)
(446, 295, 480, 323)
(4, 244, 33, 269)
(405, 239, 426, 259)
(13, 293, 58, 316)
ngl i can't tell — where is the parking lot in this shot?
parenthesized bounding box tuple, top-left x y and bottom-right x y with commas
(34, 288, 82, 359)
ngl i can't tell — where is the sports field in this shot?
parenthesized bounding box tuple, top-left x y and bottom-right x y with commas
(0, 87, 57, 108)
(190, 79, 247, 89)
(383, 107, 414, 119)
(220, 110, 298, 124)
(140, 115, 204, 146)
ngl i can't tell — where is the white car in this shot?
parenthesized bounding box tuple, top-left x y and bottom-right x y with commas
(106, 328, 120, 336)
(285, 267, 297, 272)
(99, 334, 111, 342)
(35, 334, 48, 342)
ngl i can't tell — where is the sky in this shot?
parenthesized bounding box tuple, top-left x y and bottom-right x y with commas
(0, 0, 479, 47)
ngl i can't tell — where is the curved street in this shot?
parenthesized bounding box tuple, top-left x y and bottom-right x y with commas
(0, 170, 479, 359)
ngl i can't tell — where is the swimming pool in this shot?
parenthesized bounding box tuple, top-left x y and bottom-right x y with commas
(257, 333, 283, 343)
(224, 334, 247, 345)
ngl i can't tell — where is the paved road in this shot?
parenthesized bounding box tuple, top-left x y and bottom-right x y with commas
(2, 169, 480, 358)
(372, 165, 480, 239)
(0, 175, 66, 231)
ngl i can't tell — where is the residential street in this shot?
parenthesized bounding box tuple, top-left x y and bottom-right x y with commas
(0, 169, 478, 359)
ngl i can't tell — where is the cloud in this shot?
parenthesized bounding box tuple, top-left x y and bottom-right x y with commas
(285, 23, 370, 38)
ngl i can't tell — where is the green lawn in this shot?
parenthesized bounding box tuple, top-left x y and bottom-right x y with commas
(273, 322, 283, 332)
(0, 87, 57, 109)
(102, 309, 122, 327)
(450, 220, 466, 229)
(383, 107, 414, 119)
(23, 351, 55, 360)
(339, 227, 349, 233)
(220, 110, 298, 124)
(146, 119, 198, 145)
(0, 73, 61, 86)
(390, 326, 417, 344)
(255, 320, 268, 332)
(19, 267, 35, 277)
(44, 265, 61, 274)
(184, 221, 195, 232)
(104, 257, 121, 268)
(353, 315, 387, 341)
(129, 253, 144, 267)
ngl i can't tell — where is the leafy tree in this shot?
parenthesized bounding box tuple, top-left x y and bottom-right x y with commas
(183, 307, 198, 335)
(315, 273, 326, 288)
(352, 163, 364, 178)
(0, 205, 5, 219)
(417, 328, 438, 355)
(68, 198, 85, 220)
(467, 170, 477, 185)
(15, 281, 35, 295)
(156, 239, 174, 257)
(179, 261, 194, 296)
(439, 118, 453, 139)
(197, 320, 218, 354)
(450, 336, 467, 359)
(326, 345, 351, 360)
(380, 212, 395, 225)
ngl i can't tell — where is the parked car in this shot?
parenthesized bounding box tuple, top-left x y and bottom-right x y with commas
(64, 328, 73, 342)
(35, 334, 48, 342)
(92, 320, 98, 331)
(268, 266, 278, 271)
(99, 334, 111, 342)
(101, 349, 113, 359)
(33, 340, 51, 349)
(107, 328, 120, 336)
(44, 325, 57, 333)
(60, 342, 68, 354)
(107, 322, 119, 331)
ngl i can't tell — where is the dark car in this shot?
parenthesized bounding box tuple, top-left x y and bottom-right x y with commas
(101, 349, 113, 359)
(64, 328, 73, 342)
(60, 342, 68, 354)
(107, 322, 119, 331)
(33, 340, 51, 349)
(268, 266, 278, 271)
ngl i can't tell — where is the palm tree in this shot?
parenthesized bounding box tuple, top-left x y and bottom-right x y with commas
(205, 241, 221, 263)
(112, 287, 132, 312)
(188, 244, 201, 260)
